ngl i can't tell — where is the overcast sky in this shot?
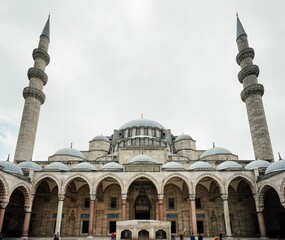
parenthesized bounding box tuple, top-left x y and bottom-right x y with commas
(0, 0, 284, 161)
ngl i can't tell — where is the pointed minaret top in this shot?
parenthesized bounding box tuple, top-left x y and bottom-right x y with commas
(236, 13, 247, 41)
(40, 14, 50, 40)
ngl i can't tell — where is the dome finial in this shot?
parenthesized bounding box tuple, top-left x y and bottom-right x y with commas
(278, 152, 282, 160)
(6, 154, 10, 162)
(141, 113, 144, 119)
(71, 142, 73, 148)
(213, 142, 215, 148)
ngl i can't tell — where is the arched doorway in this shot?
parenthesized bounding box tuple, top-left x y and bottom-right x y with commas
(196, 176, 223, 237)
(163, 176, 189, 236)
(2, 188, 26, 237)
(31, 177, 59, 237)
(263, 187, 285, 238)
(135, 188, 151, 219)
(127, 177, 157, 220)
(228, 178, 257, 237)
(95, 177, 122, 236)
(138, 229, 149, 239)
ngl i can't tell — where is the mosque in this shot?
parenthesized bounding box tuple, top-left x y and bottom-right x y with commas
(0, 15, 285, 240)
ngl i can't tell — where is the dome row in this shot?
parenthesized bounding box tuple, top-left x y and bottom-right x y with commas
(52, 144, 233, 161)
(0, 159, 284, 176)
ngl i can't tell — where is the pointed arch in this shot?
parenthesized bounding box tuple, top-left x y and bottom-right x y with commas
(123, 172, 160, 194)
(193, 173, 224, 194)
(61, 173, 92, 195)
(280, 176, 285, 203)
(93, 173, 124, 194)
(225, 172, 256, 194)
(258, 182, 281, 207)
(33, 174, 61, 195)
(0, 175, 9, 202)
(160, 173, 191, 194)
(8, 183, 31, 207)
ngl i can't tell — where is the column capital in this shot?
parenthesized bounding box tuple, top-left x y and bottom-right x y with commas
(0, 202, 8, 208)
(256, 207, 264, 212)
(157, 194, 164, 200)
(221, 194, 228, 201)
(90, 194, 96, 201)
(189, 194, 195, 201)
(58, 194, 65, 201)
(121, 194, 128, 200)
(24, 206, 32, 212)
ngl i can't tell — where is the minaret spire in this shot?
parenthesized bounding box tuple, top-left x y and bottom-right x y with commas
(236, 13, 247, 40)
(14, 15, 51, 162)
(40, 14, 50, 40)
(236, 15, 274, 161)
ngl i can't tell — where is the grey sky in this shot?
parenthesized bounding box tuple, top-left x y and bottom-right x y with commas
(0, 0, 284, 161)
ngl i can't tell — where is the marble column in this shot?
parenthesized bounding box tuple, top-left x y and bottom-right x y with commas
(221, 194, 232, 237)
(121, 194, 127, 221)
(254, 194, 267, 238)
(88, 194, 96, 238)
(0, 202, 8, 234)
(55, 194, 65, 235)
(189, 194, 197, 235)
(21, 206, 32, 239)
(158, 194, 164, 221)
(257, 211, 266, 238)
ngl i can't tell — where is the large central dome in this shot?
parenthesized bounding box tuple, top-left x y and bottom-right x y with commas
(119, 119, 166, 130)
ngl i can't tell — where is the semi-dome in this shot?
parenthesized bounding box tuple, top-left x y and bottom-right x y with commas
(175, 134, 193, 141)
(92, 135, 110, 142)
(119, 119, 166, 130)
(54, 148, 85, 159)
(217, 161, 242, 170)
(73, 162, 97, 171)
(45, 162, 69, 171)
(200, 147, 232, 159)
(128, 154, 157, 164)
(245, 160, 271, 170)
(0, 161, 23, 175)
(101, 162, 123, 170)
(265, 160, 285, 175)
(162, 161, 184, 170)
(189, 161, 212, 170)
(18, 161, 42, 171)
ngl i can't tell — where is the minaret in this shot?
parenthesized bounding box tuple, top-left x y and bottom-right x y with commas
(14, 16, 50, 162)
(236, 14, 274, 161)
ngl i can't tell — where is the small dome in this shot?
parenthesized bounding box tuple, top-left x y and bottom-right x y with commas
(162, 161, 184, 170)
(189, 161, 212, 170)
(200, 147, 232, 159)
(101, 162, 123, 170)
(45, 162, 69, 171)
(265, 160, 285, 175)
(217, 161, 242, 170)
(0, 161, 23, 175)
(119, 119, 166, 130)
(18, 161, 42, 171)
(245, 160, 271, 170)
(54, 148, 85, 159)
(128, 154, 157, 164)
(92, 135, 110, 142)
(175, 134, 193, 141)
(73, 162, 97, 171)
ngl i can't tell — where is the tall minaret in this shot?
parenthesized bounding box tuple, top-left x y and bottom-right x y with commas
(14, 16, 50, 162)
(236, 14, 274, 161)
